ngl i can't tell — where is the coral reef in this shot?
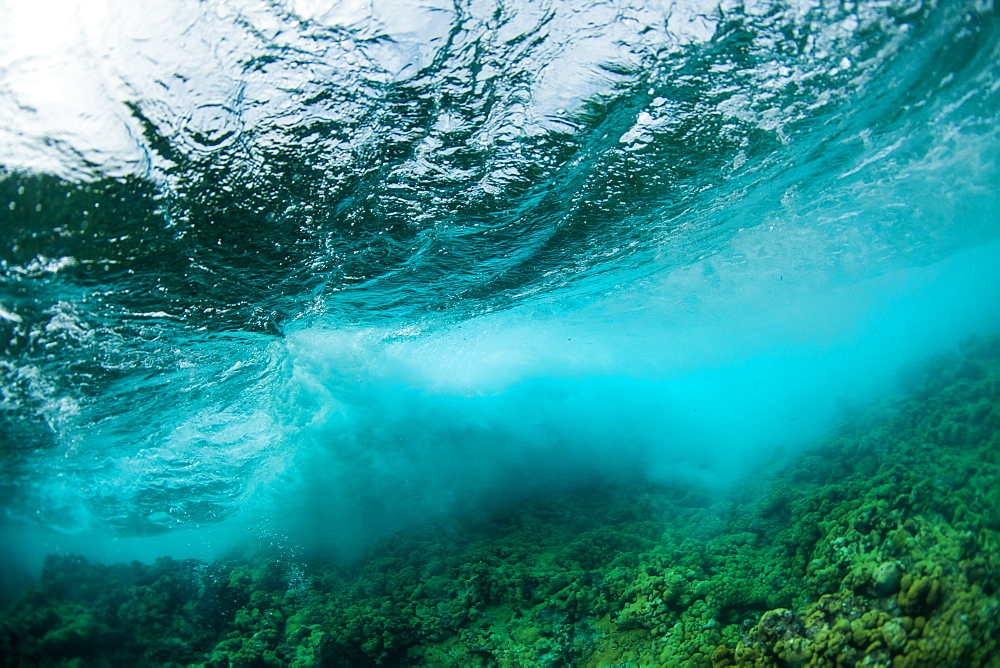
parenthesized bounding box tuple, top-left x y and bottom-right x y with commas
(2, 336, 999, 666)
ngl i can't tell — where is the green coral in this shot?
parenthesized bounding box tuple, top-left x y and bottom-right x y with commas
(2, 336, 1000, 666)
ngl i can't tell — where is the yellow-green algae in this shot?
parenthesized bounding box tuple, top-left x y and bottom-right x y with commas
(2, 336, 999, 667)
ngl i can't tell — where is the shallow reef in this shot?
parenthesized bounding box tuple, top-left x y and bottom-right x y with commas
(2, 336, 1000, 667)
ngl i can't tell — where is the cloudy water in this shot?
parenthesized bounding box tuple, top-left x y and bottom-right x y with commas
(0, 0, 998, 588)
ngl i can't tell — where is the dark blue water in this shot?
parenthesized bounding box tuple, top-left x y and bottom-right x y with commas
(1, 0, 998, 573)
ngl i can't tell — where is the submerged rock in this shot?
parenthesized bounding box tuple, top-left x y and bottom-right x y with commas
(3, 337, 1000, 666)
(872, 561, 904, 597)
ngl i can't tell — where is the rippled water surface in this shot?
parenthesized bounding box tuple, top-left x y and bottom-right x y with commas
(1, 0, 998, 565)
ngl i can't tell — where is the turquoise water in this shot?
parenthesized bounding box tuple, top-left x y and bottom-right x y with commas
(1, 0, 998, 601)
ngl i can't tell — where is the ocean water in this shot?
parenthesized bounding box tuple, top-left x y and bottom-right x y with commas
(1, 0, 999, 664)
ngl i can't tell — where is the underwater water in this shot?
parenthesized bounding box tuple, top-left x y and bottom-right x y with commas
(1, 0, 999, 665)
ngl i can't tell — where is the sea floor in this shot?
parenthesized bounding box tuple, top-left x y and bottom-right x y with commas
(2, 336, 1000, 667)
